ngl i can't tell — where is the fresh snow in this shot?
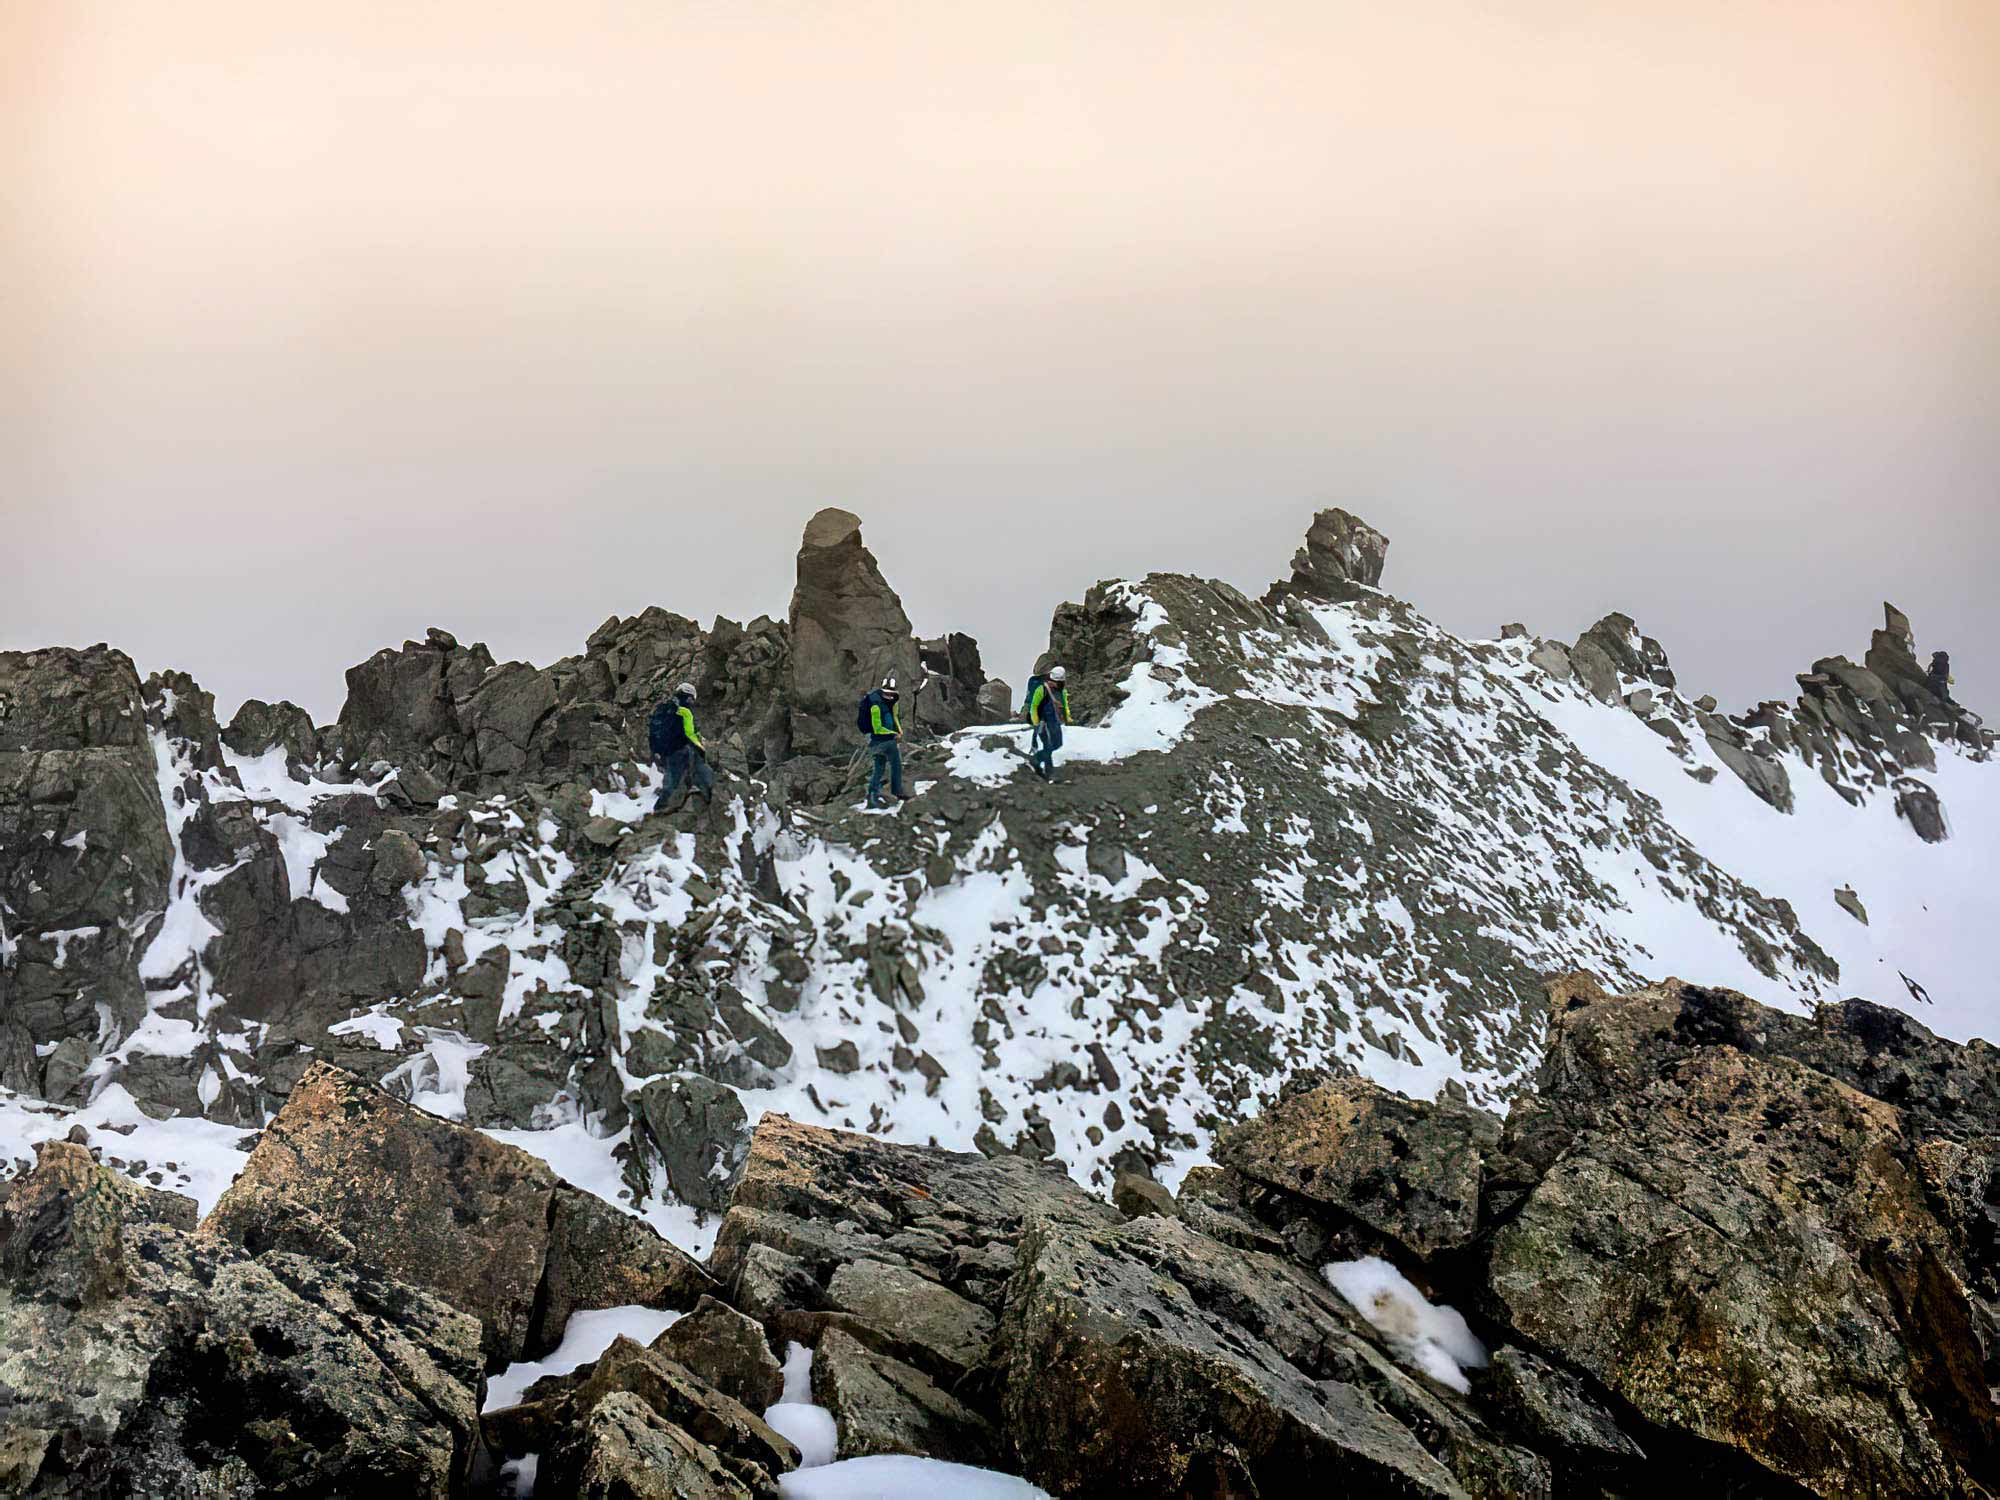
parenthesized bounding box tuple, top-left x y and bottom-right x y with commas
(483, 1304, 684, 1413)
(0, 1082, 251, 1216)
(763, 1341, 841, 1470)
(485, 1118, 718, 1258)
(779, 1458, 1052, 1499)
(1323, 1256, 1488, 1394)
(1522, 674, 2000, 1042)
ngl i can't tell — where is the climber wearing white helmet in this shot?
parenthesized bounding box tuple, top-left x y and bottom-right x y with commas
(1025, 665, 1071, 782)
(647, 681, 715, 811)
(860, 675, 913, 809)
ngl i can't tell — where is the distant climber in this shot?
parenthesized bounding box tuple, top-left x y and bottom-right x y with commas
(649, 682, 714, 811)
(1025, 665, 1071, 782)
(861, 676, 912, 809)
(1929, 651, 1955, 704)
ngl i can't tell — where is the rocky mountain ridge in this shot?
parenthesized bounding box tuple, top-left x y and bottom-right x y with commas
(0, 507, 1990, 1218)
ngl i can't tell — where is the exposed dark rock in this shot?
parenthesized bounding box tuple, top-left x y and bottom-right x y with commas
(1482, 1346, 1644, 1477)
(1896, 775, 1949, 842)
(787, 508, 984, 755)
(535, 1183, 718, 1357)
(1112, 1169, 1178, 1220)
(995, 1213, 1536, 1498)
(0, 646, 170, 1072)
(222, 696, 321, 764)
(0, 1140, 484, 1498)
(503, 1335, 797, 1499)
(811, 1325, 999, 1465)
(1215, 1076, 1499, 1262)
(1485, 978, 2000, 1497)
(651, 1295, 786, 1412)
(207, 1062, 705, 1367)
(824, 1256, 996, 1377)
(635, 1071, 751, 1213)
(1264, 505, 1391, 603)
(540, 1391, 758, 1500)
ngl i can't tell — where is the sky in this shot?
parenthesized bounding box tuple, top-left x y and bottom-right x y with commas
(4, 0, 1995, 723)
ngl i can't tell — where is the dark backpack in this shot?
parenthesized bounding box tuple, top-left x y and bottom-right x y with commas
(648, 701, 682, 759)
(856, 692, 875, 736)
(1023, 675, 1045, 722)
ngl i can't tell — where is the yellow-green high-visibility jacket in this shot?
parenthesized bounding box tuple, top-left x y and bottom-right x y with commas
(1026, 679, 1070, 726)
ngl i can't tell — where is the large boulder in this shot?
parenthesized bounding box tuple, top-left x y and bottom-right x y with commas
(652, 1295, 787, 1412)
(1264, 506, 1390, 603)
(994, 1213, 1543, 1497)
(206, 1062, 709, 1365)
(1484, 978, 2000, 1497)
(0, 1140, 484, 1497)
(493, 1334, 798, 1500)
(1214, 1075, 1500, 1262)
(710, 1114, 1116, 1376)
(809, 1325, 998, 1466)
(634, 1071, 751, 1212)
(786, 509, 984, 754)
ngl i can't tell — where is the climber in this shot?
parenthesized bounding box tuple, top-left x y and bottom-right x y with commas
(862, 676, 911, 809)
(1929, 651, 1955, 704)
(1025, 665, 1071, 782)
(649, 682, 714, 811)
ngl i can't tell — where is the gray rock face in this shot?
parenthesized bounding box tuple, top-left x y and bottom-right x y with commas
(0, 1140, 484, 1498)
(1485, 978, 2000, 1497)
(635, 1071, 752, 1212)
(1215, 1076, 1499, 1262)
(222, 696, 320, 763)
(506, 1334, 798, 1499)
(208, 1063, 708, 1366)
(1264, 505, 1391, 602)
(0, 646, 170, 1063)
(787, 508, 984, 755)
(811, 1325, 998, 1466)
(651, 1295, 786, 1412)
(1483, 1347, 1643, 1476)
(995, 1213, 1535, 1498)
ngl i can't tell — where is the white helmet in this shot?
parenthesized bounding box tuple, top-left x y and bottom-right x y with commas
(880, 676, 899, 696)
(1049, 666, 1067, 683)
(676, 682, 696, 700)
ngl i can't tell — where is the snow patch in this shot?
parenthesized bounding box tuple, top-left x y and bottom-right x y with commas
(1323, 1256, 1487, 1394)
(483, 1305, 684, 1413)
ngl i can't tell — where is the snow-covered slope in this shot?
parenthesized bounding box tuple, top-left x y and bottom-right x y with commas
(1, 512, 1990, 1244)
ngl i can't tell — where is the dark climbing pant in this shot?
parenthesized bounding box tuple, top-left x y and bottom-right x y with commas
(1030, 717, 1063, 778)
(656, 747, 714, 809)
(868, 741, 905, 807)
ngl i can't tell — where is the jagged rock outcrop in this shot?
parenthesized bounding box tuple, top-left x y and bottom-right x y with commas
(1482, 979, 2000, 1496)
(2, 505, 1990, 1300)
(786, 507, 987, 756)
(1263, 505, 1391, 603)
(207, 1062, 712, 1364)
(1523, 599, 1990, 821)
(1193, 976, 2000, 1498)
(0, 646, 171, 1091)
(493, 1334, 798, 1499)
(1214, 1074, 1501, 1262)
(0, 1139, 485, 1497)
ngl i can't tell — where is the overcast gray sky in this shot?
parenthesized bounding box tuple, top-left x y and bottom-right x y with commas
(5, 1, 1995, 723)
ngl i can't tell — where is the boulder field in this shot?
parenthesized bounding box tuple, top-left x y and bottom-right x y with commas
(5, 975, 1998, 1497)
